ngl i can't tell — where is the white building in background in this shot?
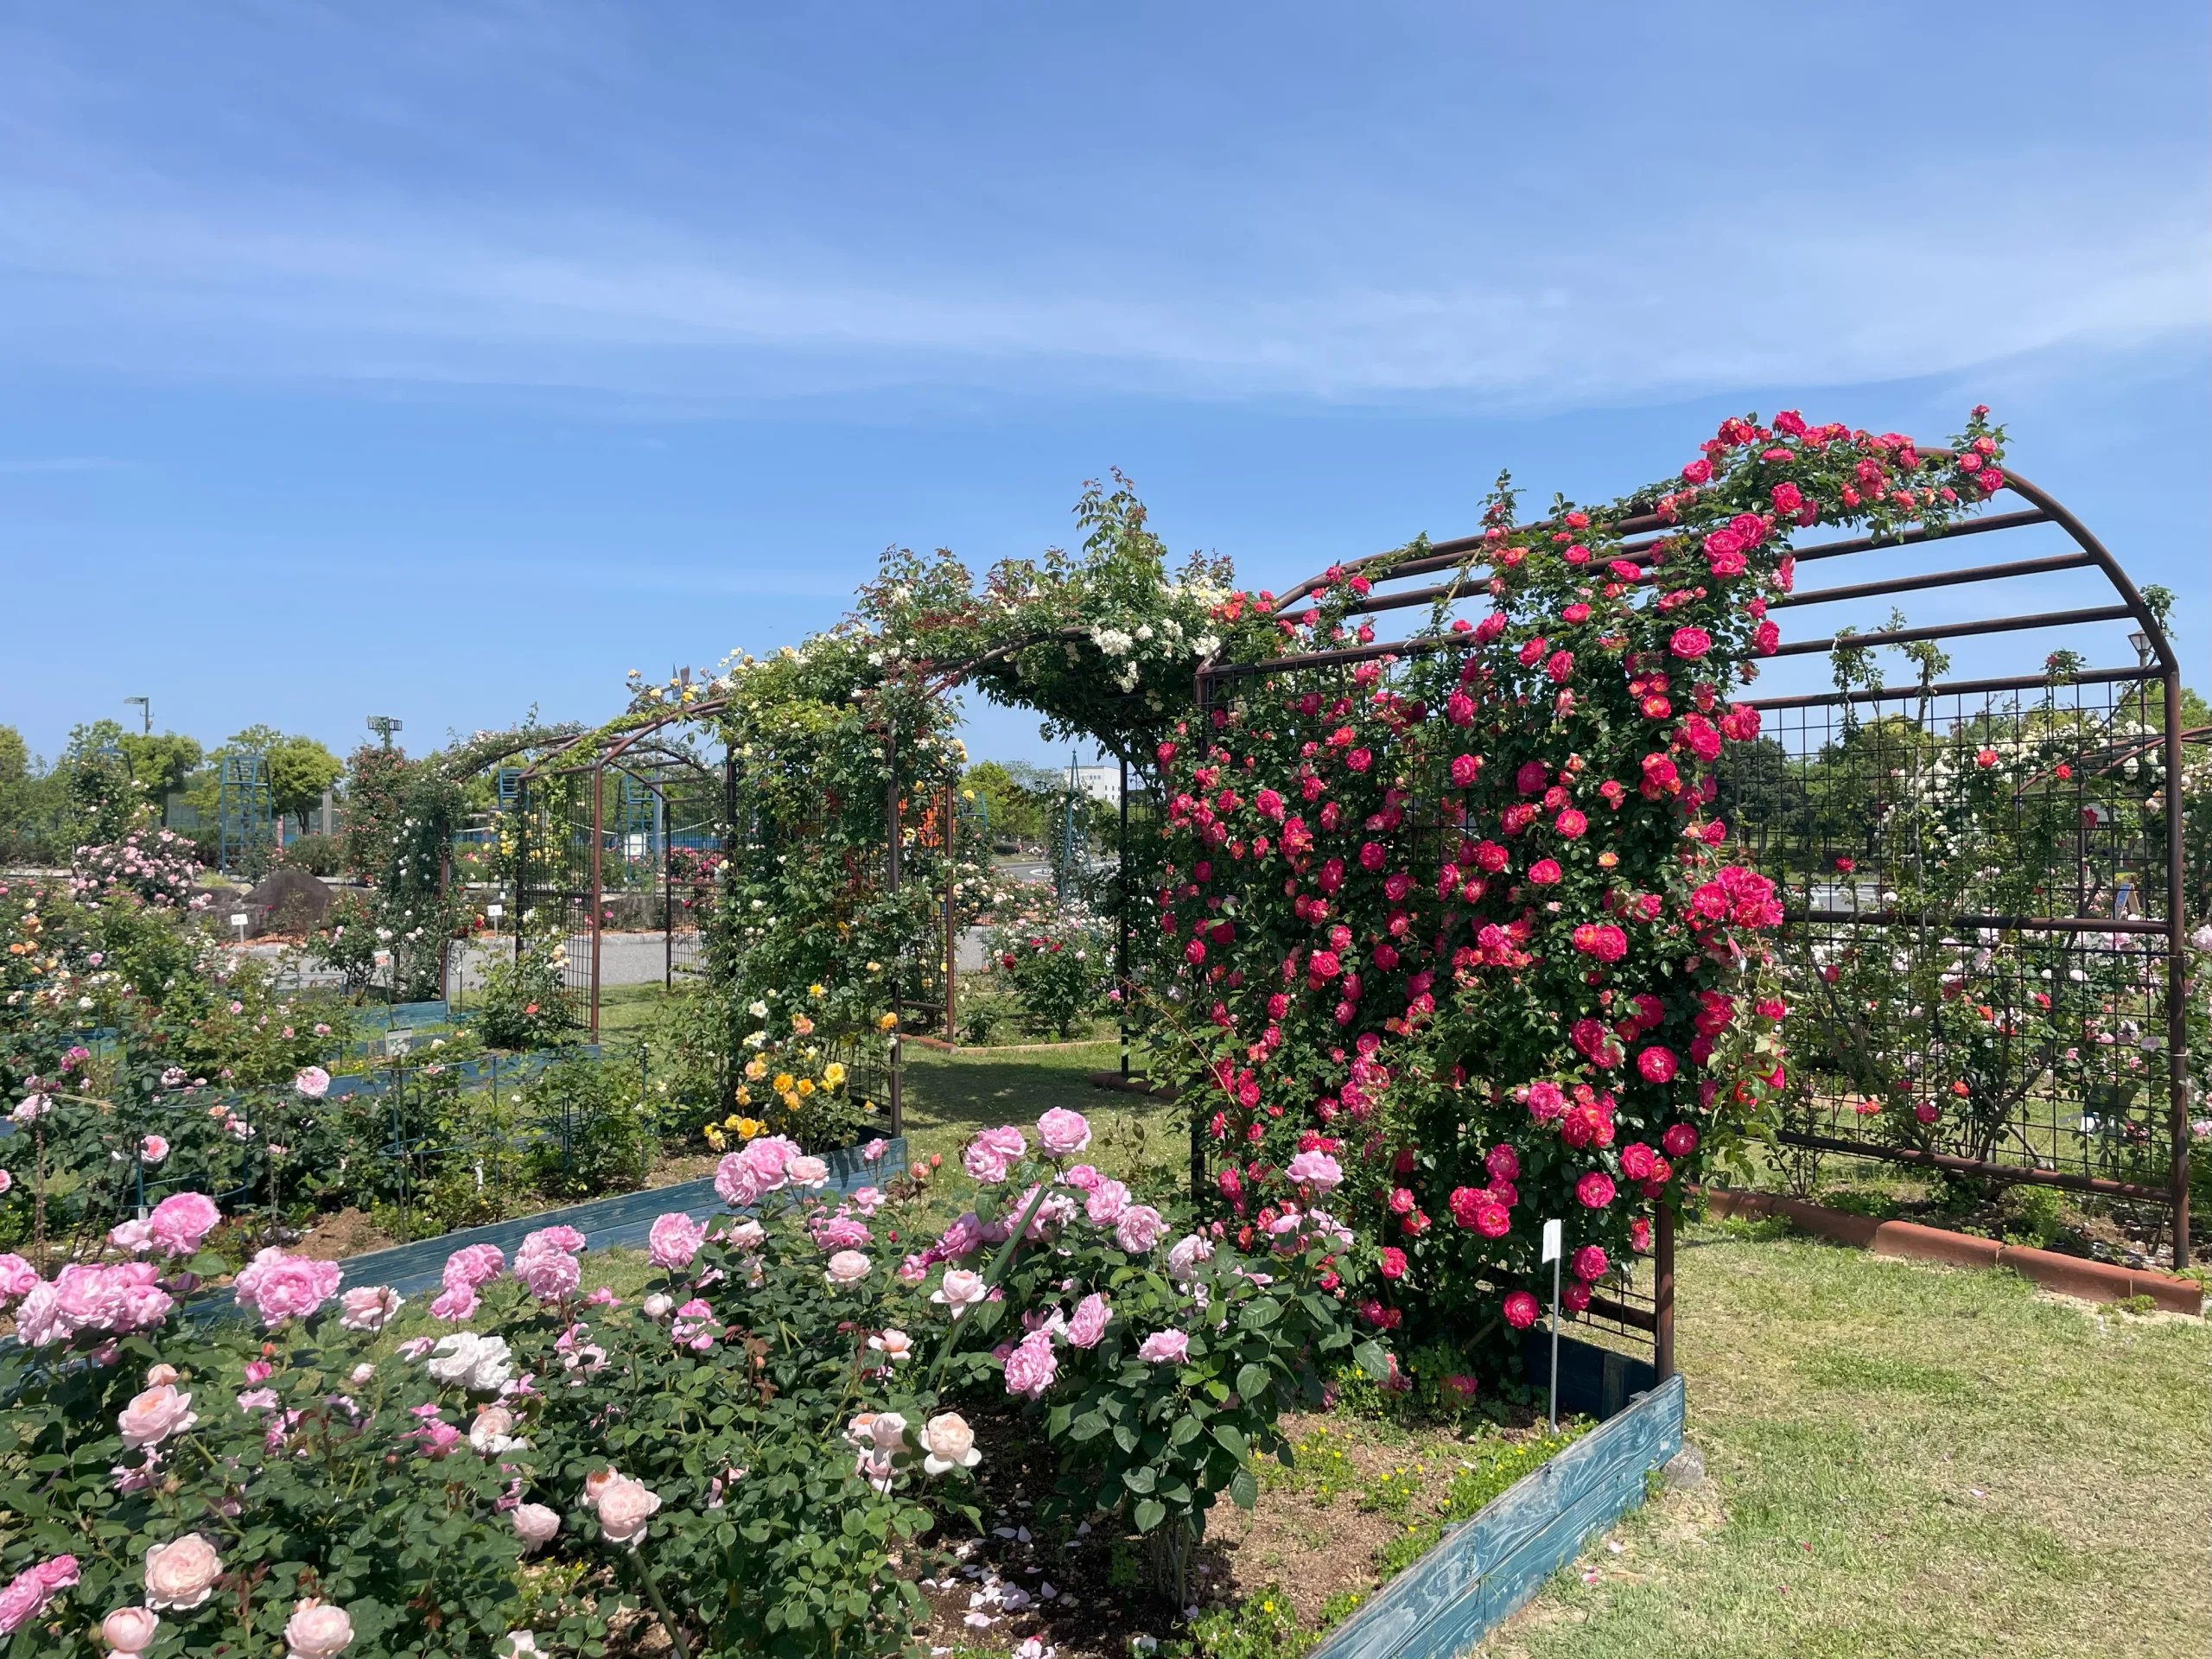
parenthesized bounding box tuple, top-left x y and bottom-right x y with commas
(1068, 764, 1122, 805)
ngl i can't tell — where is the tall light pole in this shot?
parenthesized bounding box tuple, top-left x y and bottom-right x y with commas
(366, 715, 403, 750)
(124, 696, 150, 734)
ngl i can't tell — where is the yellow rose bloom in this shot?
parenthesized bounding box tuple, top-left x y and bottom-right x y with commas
(772, 1073, 794, 1094)
(704, 1126, 726, 1149)
(876, 1012, 898, 1031)
(808, 983, 826, 998)
(743, 1057, 768, 1081)
(734, 1085, 752, 1105)
(797, 1077, 816, 1096)
(822, 1061, 847, 1086)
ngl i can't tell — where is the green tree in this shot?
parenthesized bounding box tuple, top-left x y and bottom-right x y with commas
(118, 731, 204, 803)
(266, 734, 344, 831)
(963, 760, 1047, 845)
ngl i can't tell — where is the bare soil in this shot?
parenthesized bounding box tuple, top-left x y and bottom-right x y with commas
(916, 1405, 1562, 1656)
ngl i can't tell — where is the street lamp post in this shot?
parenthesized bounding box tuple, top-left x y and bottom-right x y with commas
(124, 696, 150, 734)
(366, 715, 403, 749)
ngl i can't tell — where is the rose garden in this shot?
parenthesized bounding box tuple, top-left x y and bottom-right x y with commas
(2, 410, 2205, 1657)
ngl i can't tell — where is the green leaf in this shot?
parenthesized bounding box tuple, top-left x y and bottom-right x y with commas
(1353, 1339, 1390, 1381)
(1123, 1465, 1157, 1494)
(1168, 1414, 1201, 1447)
(1235, 1363, 1271, 1404)
(1134, 1497, 1166, 1534)
(1113, 1422, 1139, 1453)
(1240, 1297, 1281, 1331)
(1212, 1423, 1249, 1459)
(1070, 1412, 1108, 1442)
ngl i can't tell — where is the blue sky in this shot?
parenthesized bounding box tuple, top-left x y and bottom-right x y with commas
(2, 3, 2204, 768)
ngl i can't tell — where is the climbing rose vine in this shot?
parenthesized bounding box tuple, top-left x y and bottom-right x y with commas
(1148, 408, 2010, 1353)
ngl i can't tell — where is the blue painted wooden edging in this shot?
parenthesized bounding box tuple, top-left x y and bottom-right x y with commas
(334, 1135, 908, 1299)
(1307, 1370, 1686, 1659)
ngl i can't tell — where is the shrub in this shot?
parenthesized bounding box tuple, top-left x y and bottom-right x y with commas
(277, 832, 343, 876)
(474, 932, 579, 1051)
(988, 909, 1114, 1038)
(518, 1052, 655, 1199)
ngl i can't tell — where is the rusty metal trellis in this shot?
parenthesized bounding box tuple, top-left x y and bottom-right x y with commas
(1193, 447, 2196, 1374)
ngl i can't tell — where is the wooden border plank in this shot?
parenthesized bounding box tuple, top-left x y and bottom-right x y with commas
(1306, 1374, 1684, 1659)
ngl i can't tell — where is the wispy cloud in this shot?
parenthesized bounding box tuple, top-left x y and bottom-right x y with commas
(0, 168, 2201, 412)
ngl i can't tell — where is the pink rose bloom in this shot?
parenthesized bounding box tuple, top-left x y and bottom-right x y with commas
(1061, 1164, 1103, 1192)
(1662, 1123, 1699, 1158)
(515, 1247, 581, 1304)
(1036, 1108, 1092, 1156)
(0, 1556, 75, 1636)
(1284, 1150, 1343, 1191)
(140, 1135, 169, 1165)
(1637, 1046, 1678, 1084)
(648, 1213, 707, 1272)
(146, 1192, 221, 1258)
(11, 1282, 67, 1347)
(1575, 1172, 1617, 1210)
(1066, 1292, 1110, 1349)
(1572, 1244, 1610, 1283)
(442, 1243, 506, 1291)
(1503, 1290, 1541, 1329)
(0, 1255, 35, 1300)
(1003, 1330, 1059, 1399)
(283, 1599, 353, 1659)
(714, 1151, 763, 1208)
(1529, 858, 1562, 886)
(110, 1218, 156, 1255)
(428, 1284, 480, 1322)
(1114, 1205, 1166, 1254)
(937, 1211, 984, 1259)
(931, 1268, 988, 1317)
(338, 1286, 403, 1332)
(118, 1383, 197, 1450)
(293, 1066, 332, 1100)
(526, 1226, 588, 1255)
(785, 1155, 830, 1190)
(963, 1125, 1027, 1184)
(595, 1475, 663, 1547)
(743, 1135, 802, 1191)
(512, 1503, 561, 1550)
(1084, 1179, 1130, 1227)
(232, 1248, 341, 1328)
(824, 1250, 871, 1286)
(143, 1535, 222, 1611)
(101, 1607, 162, 1654)
(1137, 1330, 1190, 1365)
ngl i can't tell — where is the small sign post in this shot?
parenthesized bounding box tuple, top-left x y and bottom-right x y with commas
(1541, 1217, 1564, 1433)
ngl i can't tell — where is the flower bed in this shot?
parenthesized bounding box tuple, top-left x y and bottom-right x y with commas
(0, 1109, 1376, 1656)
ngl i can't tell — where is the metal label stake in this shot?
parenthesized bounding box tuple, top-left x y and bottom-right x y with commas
(1541, 1217, 1563, 1433)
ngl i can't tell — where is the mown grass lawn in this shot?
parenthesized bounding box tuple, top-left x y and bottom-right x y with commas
(1481, 1216, 2211, 1659)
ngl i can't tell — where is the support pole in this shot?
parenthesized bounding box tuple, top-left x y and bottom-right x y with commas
(886, 721, 903, 1138)
(588, 764, 604, 1039)
(1655, 1202, 1676, 1381)
(943, 781, 957, 1040)
(1118, 753, 1131, 1081)
(2164, 665, 2190, 1268)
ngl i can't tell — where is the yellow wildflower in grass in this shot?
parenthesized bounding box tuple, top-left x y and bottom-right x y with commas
(822, 1061, 846, 1087)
